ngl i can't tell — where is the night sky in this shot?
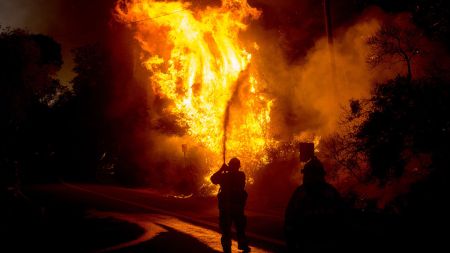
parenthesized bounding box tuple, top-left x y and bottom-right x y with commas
(0, 0, 116, 82)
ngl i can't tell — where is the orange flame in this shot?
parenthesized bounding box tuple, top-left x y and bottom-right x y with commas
(115, 0, 275, 188)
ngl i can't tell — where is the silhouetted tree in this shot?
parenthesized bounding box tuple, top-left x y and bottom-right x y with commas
(367, 25, 424, 82)
(325, 13, 448, 184)
(328, 75, 450, 184)
(0, 29, 120, 186)
(322, 10, 450, 217)
(356, 76, 450, 180)
(62, 41, 148, 185)
(356, 0, 450, 49)
(54, 43, 117, 182)
(1, 28, 64, 188)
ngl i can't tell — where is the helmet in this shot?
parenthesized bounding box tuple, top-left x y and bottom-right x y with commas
(228, 157, 241, 171)
(302, 156, 325, 184)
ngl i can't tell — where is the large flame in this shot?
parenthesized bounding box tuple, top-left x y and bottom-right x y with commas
(115, 0, 274, 187)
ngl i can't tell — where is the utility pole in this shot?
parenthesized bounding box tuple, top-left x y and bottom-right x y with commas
(323, 0, 337, 87)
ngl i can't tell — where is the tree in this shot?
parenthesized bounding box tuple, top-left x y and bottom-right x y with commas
(367, 24, 423, 82)
(55, 43, 116, 181)
(1, 28, 64, 188)
(356, 0, 450, 49)
(323, 14, 450, 205)
(62, 42, 146, 185)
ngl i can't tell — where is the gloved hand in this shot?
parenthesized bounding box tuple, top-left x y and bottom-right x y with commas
(220, 163, 229, 172)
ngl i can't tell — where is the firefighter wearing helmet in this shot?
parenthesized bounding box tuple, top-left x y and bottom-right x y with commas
(211, 157, 250, 253)
(284, 154, 344, 252)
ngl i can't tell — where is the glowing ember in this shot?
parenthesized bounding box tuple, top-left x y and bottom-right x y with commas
(115, 0, 274, 187)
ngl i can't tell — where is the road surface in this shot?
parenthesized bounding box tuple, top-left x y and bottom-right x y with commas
(12, 183, 287, 253)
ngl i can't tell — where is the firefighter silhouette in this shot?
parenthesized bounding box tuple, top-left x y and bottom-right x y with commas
(211, 157, 250, 253)
(284, 155, 344, 252)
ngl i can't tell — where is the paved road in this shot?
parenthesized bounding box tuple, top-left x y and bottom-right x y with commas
(21, 183, 287, 253)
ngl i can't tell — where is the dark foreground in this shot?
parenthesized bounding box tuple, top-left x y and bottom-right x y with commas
(2, 183, 283, 253)
(1, 183, 447, 252)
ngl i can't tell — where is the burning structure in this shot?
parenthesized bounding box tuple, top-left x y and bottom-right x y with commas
(113, 0, 398, 196)
(115, 0, 276, 192)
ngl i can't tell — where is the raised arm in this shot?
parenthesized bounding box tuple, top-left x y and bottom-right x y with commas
(210, 163, 228, 185)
